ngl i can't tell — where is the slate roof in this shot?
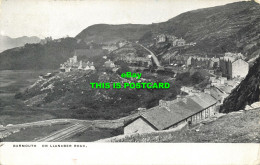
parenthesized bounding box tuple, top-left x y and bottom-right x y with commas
(217, 86, 233, 94)
(210, 58, 220, 62)
(192, 93, 218, 108)
(141, 106, 180, 130)
(138, 93, 218, 130)
(208, 87, 225, 101)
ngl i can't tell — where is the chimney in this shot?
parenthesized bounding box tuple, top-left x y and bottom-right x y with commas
(159, 100, 169, 108)
(159, 100, 164, 107)
(183, 98, 187, 104)
(176, 95, 182, 101)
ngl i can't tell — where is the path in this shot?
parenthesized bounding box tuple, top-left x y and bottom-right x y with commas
(138, 44, 162, 68)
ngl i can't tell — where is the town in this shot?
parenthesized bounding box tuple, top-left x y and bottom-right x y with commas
(56, 32, 249, 135)
(1, 1, 259, 164)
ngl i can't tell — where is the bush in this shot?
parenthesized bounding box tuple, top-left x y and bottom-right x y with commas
(191, 72, 204, 84)
(176, 72, 192, 85)
(115, 61, 131, 74)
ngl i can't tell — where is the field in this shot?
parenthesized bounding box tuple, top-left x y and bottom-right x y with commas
(2, 123, 70, 142)
(66, 127, 123, 142)
(0, 70, 56, 125)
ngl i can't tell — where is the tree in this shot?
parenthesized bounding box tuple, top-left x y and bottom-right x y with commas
(176, 72, 192, 85)
(115, 61, 131, 74)
(191, 72, 204, 84)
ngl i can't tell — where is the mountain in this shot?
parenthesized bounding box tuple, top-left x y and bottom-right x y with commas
(75, 24, 154, 44)
(0, 35, 41, 53)
(221, 57, 260, 113)
(76, 1, 260, 58)
(75, 0, 260, 65)
(0, 1, 259, 70)
(162, 1, 260, 57)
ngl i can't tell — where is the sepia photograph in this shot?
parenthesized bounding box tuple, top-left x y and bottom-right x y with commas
(0, 0, 259, 164)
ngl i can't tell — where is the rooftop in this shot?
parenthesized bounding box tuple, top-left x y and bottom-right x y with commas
(138, 93, 217, 130)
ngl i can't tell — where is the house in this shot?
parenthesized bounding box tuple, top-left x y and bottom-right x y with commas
(165, 34, 177, 41)
(104, 59, 116, 68)
(204, 86, 228, 104)
(173, 38, 186, 46)
(102, 45, 118, 52)
(117, 54, 152, 68)
(118, 40, 128, 48)
(60, 52, 95, 72)
(176, 38, 186, 46)
(231, 59, 249, 78)
(209, 57, 220, 68)
(157, 34, 166, 43)
(216, 85, 233, 95)
(181, 86, 200, 95)
(69, 55, 77, 64)
(60, 55, 79, 72)
(224, 52, 245, 60)
(124, 93, 218, 134)
(186, 56, 212, 68)
(209, 77, 227, 86)
(219, 56, 249, 79)
(187, 56, 221, 69)
(169, 55, 189, 66)
(79, 61, 95, 70)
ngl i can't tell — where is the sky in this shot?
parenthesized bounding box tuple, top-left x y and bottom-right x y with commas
(0, 0, 253, 39)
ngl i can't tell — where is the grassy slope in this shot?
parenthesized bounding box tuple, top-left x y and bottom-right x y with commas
(112, 109, 260, 143)
(77, 1, 260, 58)
(75, 24, 154, 44)
(66, 127, 122, 142)
(18, 70, 180, 120)
(2, 123, 70, 142)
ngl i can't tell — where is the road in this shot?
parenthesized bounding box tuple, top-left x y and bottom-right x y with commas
(138, 44, 162, 68)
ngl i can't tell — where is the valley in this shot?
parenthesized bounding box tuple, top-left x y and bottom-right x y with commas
(0, 1, 259, 142)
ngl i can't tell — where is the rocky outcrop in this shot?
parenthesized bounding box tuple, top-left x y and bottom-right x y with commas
(221, 58, 260, 113)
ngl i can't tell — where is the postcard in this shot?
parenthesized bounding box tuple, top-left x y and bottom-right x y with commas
(0, 0, 259, 164)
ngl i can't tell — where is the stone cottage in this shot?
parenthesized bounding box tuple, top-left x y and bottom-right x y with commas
(124, 93, 218, 134)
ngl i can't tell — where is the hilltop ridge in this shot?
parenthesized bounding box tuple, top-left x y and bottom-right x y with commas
(77, 1, 260, 57)
(0, 1, 259, 70)
(0, 35, 41, 52)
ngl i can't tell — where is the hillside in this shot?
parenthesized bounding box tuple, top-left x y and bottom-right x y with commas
(16, 70, 180, 120)
(221, 57, 260, 113)
(108, 43, 151, 65)
(161, 1, 260, 56)
(0, 35, 40, 53)
(75, 24, 155, 44)
(103, 108, 260, 143)
(0, 37, 106, 70)
(0, 1, 259, 70)
(77, 1, 260, 58)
